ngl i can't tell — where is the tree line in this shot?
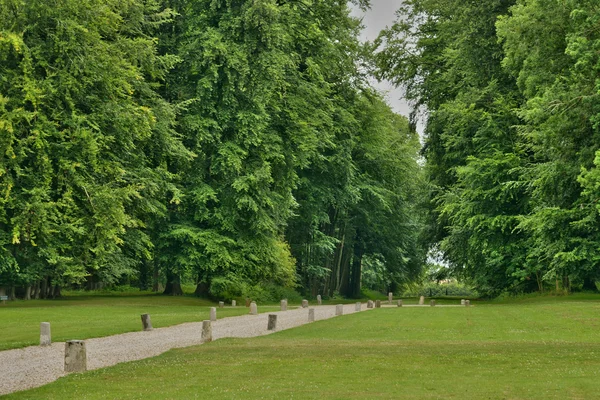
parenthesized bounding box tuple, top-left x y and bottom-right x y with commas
(0, 0, 424, 299)
(376, 0, 600, 296)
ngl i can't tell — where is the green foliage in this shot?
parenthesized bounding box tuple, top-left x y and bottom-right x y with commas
(376, 0, 600, 297)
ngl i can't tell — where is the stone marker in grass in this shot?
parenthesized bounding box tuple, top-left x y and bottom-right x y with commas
(419, 296, 425, 305)
(210, 307, 217, 321)
(430, 300, 436, 307)
(461, 299, 466, 305)
(232, 300, 236, 307)
(267, 314, 277, 331)
(64, 340, 87, 373)
(141, 314, 153, 331)
(250, 302, 258, 315)
(219, 301, 224, 308)
(388, 292, 393, 303)
(40, 322, 51, 346)
(367, 300, 374, 308)
(375, 300, 381, 308)
(355, 302, 361, 311)
(397, 300, 403, 307)
(201, 320, 212, 342)
(308, 308, 315, 322)
(317, 295, 322, 305)
(335, 304, 343, 316)
(280, 300, 287, 311)
(302, 299, 309, 308)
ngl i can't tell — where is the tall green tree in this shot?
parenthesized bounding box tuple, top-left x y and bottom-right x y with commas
(0, 0, 186, 297)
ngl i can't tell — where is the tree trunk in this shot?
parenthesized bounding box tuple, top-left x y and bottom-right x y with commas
(53, 285, 61, 298)
(9, 286, 16, 300)
(349, 240, 364, 298)
(194, 281, 209, 297)
(25, 285, 31, 300)
(41, 277, 48, 299)
(152, 260, 160, 292)
(163, 271, 183, 296)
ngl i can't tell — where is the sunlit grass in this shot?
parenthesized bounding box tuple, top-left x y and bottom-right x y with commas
(6, 295, 600, 399)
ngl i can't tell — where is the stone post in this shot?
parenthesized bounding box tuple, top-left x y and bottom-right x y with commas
(40, 322, 51, 346)
(201, 320, 212, 342)
(465, 300, 470, 307)
(141, 314, 153, 331)
(335, 304, 344, 316)
(367, 300, 374, 309)
(355, 302, 361, 311)
(419, 296, 425, 305)
(210, 307, 217, 321)
(64, 340, 87, 373)
(308, 308, 315, 322)
(232, 300, 237, 307)
(461, 299, 466, 305)
(375, 300, 381, 308)
(280, 299, 287, 311)
(430, 300, 436, 307)
(302, 299, 309, 308)
(317, 295, 322, 305)
(388, 292, 393, 303)
(250, 302, 258, 315)
(267, 314, 277, 331)
(219, 301, 224, 308)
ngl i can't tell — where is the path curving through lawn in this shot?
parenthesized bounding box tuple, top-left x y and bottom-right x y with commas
(0, 303, 372, 396)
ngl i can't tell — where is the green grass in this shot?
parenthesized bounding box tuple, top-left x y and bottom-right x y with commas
(5, 295, 600, 399)
(0, 293, 281, 351)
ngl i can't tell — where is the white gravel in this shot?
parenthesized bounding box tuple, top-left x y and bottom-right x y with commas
(0, 303, 371, 396)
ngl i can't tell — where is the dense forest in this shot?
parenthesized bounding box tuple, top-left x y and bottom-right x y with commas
(0, 0, 424, 300)
(376, 0, 600, 296)
(1, 0, 599, 300)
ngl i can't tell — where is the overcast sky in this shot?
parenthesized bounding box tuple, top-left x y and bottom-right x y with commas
(351, 1, 411, 118)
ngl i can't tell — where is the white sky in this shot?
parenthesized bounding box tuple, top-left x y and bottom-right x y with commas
(351, 1, 411, 118)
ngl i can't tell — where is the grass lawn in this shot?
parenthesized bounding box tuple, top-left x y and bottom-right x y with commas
(0, 292, 280, 351)
(5, 294, 600, 399)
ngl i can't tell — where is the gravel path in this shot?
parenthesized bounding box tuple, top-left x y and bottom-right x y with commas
(0, 303, 371, 396)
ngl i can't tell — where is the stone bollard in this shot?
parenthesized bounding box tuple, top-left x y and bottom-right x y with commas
(308, 308, 315, 322)
(388, 292, 393, 303)
(280, 299, 287, 311)
(397, 300, 403, 307)
(245, 298, 251, 307)
(141, 314, 153, 331)
(219, 301, 224, 308)
(201, 320, 212, 342)
(375, 300, 381, 308)
(419, 296, 425, 305)
(40, 322, 51, 346)
(430, 300, 436, 307)
(232, 300, 237, 307)
(355, 302, 361, 312)
(367, 300, 374, 309)
(302, 299, 309, 308)
(317, 295, 322, 305)
(267, 314, 277, 331)
(250, 302, 258, 315)
(210, 307, 217, 322)
(461, 299, 466, 305)
(335, 304, 344, 316)
(465, 300, 470, 307)
(64, 340, 87, 373)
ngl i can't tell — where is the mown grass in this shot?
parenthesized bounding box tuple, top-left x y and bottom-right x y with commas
(0, 293, 280, 351)
(6, 295, 600, 399)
